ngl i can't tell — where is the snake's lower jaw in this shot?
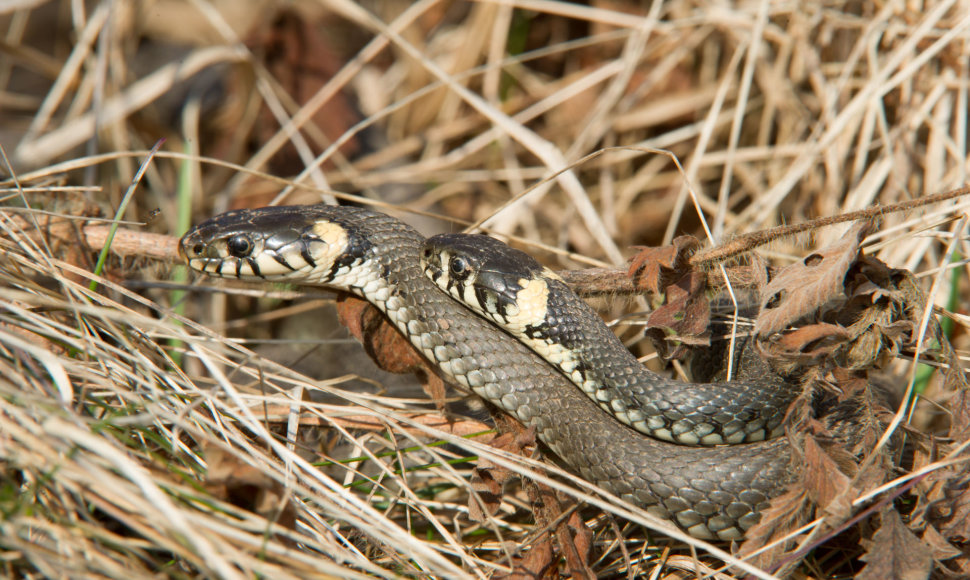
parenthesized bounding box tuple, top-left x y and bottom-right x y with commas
(183, 257, 226, 277)
(424, 265, 441, 283)
(420, 260, 443, 285)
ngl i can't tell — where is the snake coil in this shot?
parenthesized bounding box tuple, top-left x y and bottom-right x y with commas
(422, 233, 797, 446)
(180, 204, 849, 540)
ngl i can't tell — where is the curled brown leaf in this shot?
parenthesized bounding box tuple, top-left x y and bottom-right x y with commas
(858, 508, 934, 580)
(756, 222, 873, 335)
(644, 270, 711, 360)
(628, 235, 702, 295)
(335, 295, 448, 408)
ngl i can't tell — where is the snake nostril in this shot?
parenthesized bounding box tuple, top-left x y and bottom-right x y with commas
(192, 242, 205, 256)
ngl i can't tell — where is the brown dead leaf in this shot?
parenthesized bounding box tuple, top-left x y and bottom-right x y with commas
(244, 8, 362, 175)
(829, 367, 875, 400)
(752, 244, 936, 381)
(758, 323, 851, 367)
(522, 471, 594, 580)
(838, 258, 924, 370)
(756, 221, 873, 335)
(802, 435, 857, 526)
(842, 255, 923, 334)
(920, 525, 963, 562)
(335, 295, 422, 374)
(935, 556, 970, 578)
(467, 425, 538, 522)
(205, 445, 297, 530)
(736, 487, 813, 571)
(937, 335, 970, 414)
(480, 414, 594, 579)
(948, 385, 970, 444)
(628, 235, 702, 295)
(644, 270, 711, 360)
(857, 508, 934, 580)
(466, 456, 509, 522)
(481, 414, 566, 580)
(559, 511, 594, 580)
(335, 295, 448, 409)
(923, 463, 970, 543)
(901, 436, 969, 555)
(495, 539, 555, 580)
(505, 487, 593, 580)
(804, 387, 895, 478)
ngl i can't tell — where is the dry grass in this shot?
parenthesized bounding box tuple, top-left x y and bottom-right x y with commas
(2, 0, 970, 578)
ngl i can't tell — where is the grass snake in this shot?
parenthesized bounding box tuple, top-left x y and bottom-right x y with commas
(422, 233, 797, 446)
(179, 204, 807, 540)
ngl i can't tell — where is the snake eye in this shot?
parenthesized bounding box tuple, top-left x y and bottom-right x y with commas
(226, 234, 253, 258)
(449, 256, 469, 278)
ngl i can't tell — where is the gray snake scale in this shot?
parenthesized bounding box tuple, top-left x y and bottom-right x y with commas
(179, 204, 796, 540)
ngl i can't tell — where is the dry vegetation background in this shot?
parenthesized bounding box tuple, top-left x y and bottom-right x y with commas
(2, 0, 970, 578)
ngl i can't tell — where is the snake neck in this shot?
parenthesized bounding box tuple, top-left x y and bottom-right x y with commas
(323, 216, 495, 392)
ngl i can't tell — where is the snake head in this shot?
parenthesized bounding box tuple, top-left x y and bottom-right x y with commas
(421, 233, 554, 324)
(179, 205, 353, 282)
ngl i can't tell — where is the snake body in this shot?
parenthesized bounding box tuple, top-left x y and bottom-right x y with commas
(422, 233, 795, 445)
(179, 205, 797, 540)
